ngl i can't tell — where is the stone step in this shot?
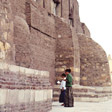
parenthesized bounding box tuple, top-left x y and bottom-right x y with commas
(54, 91, 112, 97)
(53, 85, 112, 102)
(53, 96, 110, 102)
(54, 93, 111, 97)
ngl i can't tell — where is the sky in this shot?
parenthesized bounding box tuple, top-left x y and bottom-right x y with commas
(77, 0, 112, 56)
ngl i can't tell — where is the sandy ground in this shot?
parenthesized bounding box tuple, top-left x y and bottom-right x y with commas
(50, 99, 112, 112)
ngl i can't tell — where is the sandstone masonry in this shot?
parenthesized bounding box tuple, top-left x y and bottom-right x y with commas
(0, 0, 112, 112)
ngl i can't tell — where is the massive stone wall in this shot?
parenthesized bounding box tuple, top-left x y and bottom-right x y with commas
(0, 62, 52, 112)
(0, 1, 111, 111)
(9, 0, 56, 85)
(55, 17, 74, 82)
(6, 0, 111, 86)
(0, 1, 52, 112)
(55, 17, 80, 84)
(78, 34, 111, 86)
(8, 0, 82, 85)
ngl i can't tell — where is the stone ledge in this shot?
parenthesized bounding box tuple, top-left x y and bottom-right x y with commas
(0, 89, 52, 105)
(0, 62, 52, 112)
(0, 62, 49, 77)
(0, 100, 52, 112)
(53, 85, 112, 102)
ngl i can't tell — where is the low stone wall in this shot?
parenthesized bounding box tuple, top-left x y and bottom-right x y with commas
(0, 62, 52, 112)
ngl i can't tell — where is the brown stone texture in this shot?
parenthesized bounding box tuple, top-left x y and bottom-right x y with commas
(0, 63, 52, 112)
(81, 23, 91, 37)
(72, 29, 80, 84)
(55, 17, 74, 82)
(0, 0, 110, 86)
(0, 100, 52, 112)
(55, 16, 80, 84)
(0, 1, 112, 111)
(78, 34, 111, 86)
(0, 65, 51, 90)
(9, 0, 26, 19)
(12, 1, 56, 85)
(0, 0, 14, 63)
(14, 15, 31, 68)
(61, 0, 69, 20)
(73, 0, 83, 33)
(44, 0, 51, 12)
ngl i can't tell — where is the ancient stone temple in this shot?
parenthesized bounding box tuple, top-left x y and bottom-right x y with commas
(0, 0, 112, 112)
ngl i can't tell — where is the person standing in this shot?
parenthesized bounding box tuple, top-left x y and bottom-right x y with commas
(59, 73, 66, 106)
(64, 69, 74, 107)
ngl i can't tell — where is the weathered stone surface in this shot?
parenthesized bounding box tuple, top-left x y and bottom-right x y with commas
(81, 23, 91, 37)
(55, 17, 74, 82)
(14, 15, 31, 68)
(78, 34, 111, 86)
(0, 0, 14, 62)
(0, 0, 111, 112)
(13, 1, 56, 85)
(1, 0, 110, 87)
(0, 62, 52, 112)
(9, 0, 26, 19)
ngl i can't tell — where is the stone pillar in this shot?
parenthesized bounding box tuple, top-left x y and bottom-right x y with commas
(72, 28, 80, 85)
(44, 0, 51, 12)
(55, 0, 62, 17)
(51, 0, 62, 17)
(55, 17, 80, 85)
(61, 0, 69, 20)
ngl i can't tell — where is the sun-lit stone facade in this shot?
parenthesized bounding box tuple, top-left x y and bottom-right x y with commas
(0, 0, 111, 112)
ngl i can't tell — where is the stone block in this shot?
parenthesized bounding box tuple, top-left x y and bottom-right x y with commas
(74, 77, 80, 81)
(25, 68, 35, 76)
(9, 89, 19, 105)
(5, 42, 11, 50)
(24, 90, 31, 103)
(43, 90, 47, 101)
(34, 70, 39, 76)
(0, 89, 7, 105)
(46, 71, 50, 77)
(82, 77, 87, 81)
(30, 90, 35, 102)
(35, 90, 44, 102)
(3, 32, 8, 40)
(40, 71, 49, 77)
(5, 89, 10, 104)
(55, 68, 65, 72)
(47, 90, 53, 99)
(19, 66, 26, 74)
(0, 62, 7, 70)
(18, 90, 25, 103)
(8, 65, 20, 73)
(31, 4, 55, 38)
(74, 68, 80, 73)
